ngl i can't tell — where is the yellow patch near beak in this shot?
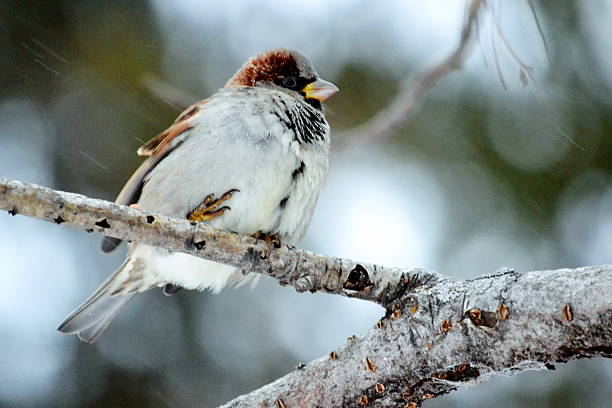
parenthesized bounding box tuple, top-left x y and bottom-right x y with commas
(302, 79, 339, 102)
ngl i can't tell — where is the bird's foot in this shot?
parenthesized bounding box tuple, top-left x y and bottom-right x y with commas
(253, 231, 281, 259)
(188, 189, 239, 222)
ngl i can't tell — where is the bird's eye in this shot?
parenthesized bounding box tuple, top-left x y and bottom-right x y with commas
(281, 76, 298, 89)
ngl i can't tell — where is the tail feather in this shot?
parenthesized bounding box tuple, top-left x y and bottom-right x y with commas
(71, 295, 134, 343)
(58, 259, 137, 343)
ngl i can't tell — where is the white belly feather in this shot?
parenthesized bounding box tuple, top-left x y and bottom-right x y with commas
(131, 89, 329, 292)
(128, 244, 252, 293)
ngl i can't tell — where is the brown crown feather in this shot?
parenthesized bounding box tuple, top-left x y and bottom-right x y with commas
(226, 48, 312, 88)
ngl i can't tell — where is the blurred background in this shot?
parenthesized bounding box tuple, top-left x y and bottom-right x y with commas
(1, 0, 611, 407)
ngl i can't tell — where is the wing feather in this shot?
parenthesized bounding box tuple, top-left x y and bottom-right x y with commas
(101, 101, 205, 252)
(136, 120, 192, 157)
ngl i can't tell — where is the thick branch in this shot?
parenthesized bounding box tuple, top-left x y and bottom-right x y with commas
(0, 178, 443, 307)
(337, 0, 485, 148)
(221, 265, 612, 407)
(1, 178, 611, 406)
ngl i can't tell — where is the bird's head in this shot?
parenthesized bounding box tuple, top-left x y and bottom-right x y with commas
(226, 48, 338, 110)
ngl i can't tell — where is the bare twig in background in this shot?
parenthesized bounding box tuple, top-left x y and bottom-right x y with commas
(141, 74, 198, 111)
(1, 177, 610, 406)
(139, 1, 551, 150)
(140, 0, 487, 150)
(527, 0, 551, 63)
(335, 0, 486, 148)
(490, 1, 538, 89)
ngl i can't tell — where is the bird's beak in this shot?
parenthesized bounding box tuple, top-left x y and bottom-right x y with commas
(302, 79, 339, 102)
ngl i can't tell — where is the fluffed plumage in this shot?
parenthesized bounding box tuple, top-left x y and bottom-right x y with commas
(58, 48, 338, 342)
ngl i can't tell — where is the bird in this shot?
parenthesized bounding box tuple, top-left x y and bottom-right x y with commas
(58, 48, 338, 343)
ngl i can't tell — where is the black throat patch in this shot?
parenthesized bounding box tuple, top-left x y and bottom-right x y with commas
(275, 98, 328, 145)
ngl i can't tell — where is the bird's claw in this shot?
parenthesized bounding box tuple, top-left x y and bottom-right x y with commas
(253, 231, 281, 259)
(188, 189, 239, 222)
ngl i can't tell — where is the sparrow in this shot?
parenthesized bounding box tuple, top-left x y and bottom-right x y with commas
(58, 48, 338, 343)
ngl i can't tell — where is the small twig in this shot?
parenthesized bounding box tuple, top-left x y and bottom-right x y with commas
(141, 74, 198, 111)
(490, 11, 508, 90)
(527, 0, 551, 64)
(335, 0, 486, 149)
(490, 4, 539, 89)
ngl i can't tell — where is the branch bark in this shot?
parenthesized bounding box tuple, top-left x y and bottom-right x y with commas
(221, 265, 612, 407)
(1, 178, 611, 407)
(0, 178, 442, 307)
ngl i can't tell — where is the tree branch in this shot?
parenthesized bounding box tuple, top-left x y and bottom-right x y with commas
(336, 0, 486, 148)
(3, 2, 606, 407)
(0, 177, 443, 307)
(222, 265, 611, 407)
(1, 178, 611, 407)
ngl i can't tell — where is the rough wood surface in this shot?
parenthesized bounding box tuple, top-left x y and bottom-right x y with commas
(1, 177, 611, 406)
(221, 266, 611, 407)
(0, 178, 442, 307)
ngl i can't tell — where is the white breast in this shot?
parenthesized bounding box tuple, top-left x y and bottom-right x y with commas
(132, 87, 330, 291)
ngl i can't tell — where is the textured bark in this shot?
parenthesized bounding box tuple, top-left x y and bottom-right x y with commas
(0, 178, 442, 307)
(221, 266, 612, 407)
(1, 178, 611, 406)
